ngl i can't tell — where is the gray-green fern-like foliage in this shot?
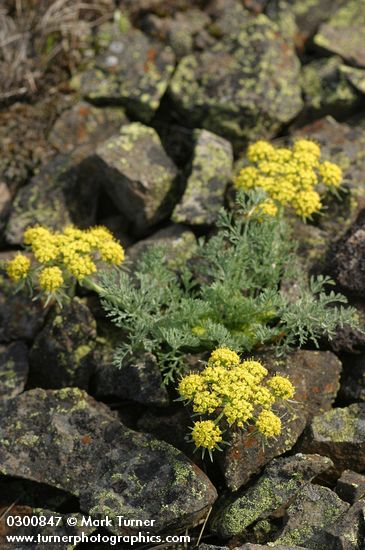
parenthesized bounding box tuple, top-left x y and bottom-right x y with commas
(98, 191, 357, 383)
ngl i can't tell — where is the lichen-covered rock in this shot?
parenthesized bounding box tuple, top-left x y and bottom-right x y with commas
(233, 545, 306, 550)
(300, 404, 365, 476)
(92, 343, 169, 407)
(272, 484, 350, 548)
(172, 129, 233, 225)
(206, 0, 251, 38)
(314, 0, 365, 68)
(0, 260, 46, 343)
(29, 298, 96, 390)
(72, 27, 175, 122)
(340, 64, 365, 93)
(1, 507, 95, 550)
(210, 454, 333, 538)
(168, 14, 303, 149)
(0, 388, 217, 533)
(317, 499, 365, 550)
(49, 102, 128, 153)
(5, 151, 101, 245)
(0, 342, 28, 401)
(126, 224, 196, 270)
(95, 123, 179, 233)
(300, 56, 360, 119)
(329, 212, 365, 296)
(220, 350, 342, 490)
(327, 300, 365, 354)
(336, 470, 365, 504)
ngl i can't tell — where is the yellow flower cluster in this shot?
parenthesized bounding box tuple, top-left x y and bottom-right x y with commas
(235, 139, 343, 219)
(191, 420, 223, 450)
(179, 348, 295, 452)
(6, 254, 31, 283)
(6, 224, 125, 299)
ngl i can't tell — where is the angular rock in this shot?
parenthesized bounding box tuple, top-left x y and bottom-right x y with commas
(126, 224, 196, 270)
(0, 388, 217, 533)
(338, 352, 365, 402)
(95, 123, 179, 233)
(327, 300, 365, 354)
(0, 507, 95, 550)
(172, 129, 233, 225)
(317, 499, 365, 550)
(5, 151, 101, 245)
(92, 342, 169, 407)
(314, 0, 365, 68)
(0, 261, 46, 343)
(206, 0, 251, 38)
(273, 484, 350, 548)
(49, 102, 128, 153)
(300, 56, 360, 120)
(300, 403, 365, 476)
(168, 14, 302, 149)
(210, 454, 333, 538)
(72, 27, 175, 122)
(336, 470, 365, 504)
(220, 350, 342, 490)
(340, 64, 365, 94)
(0, 342, 28, 401)
(29, 298, 97, 390)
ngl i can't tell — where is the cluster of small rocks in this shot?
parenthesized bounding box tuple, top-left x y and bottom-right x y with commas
(1, 0, 365, 548)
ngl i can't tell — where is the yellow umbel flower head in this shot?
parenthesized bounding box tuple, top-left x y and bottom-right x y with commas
(234, 139, 343, 219)
(38, 266, 64, 292)
(255, 410, 281, 437)
(98, 240, 125, 264)
(64, 254, 97, 281)
(268, 375, 295, 400)
(208, 347, 240, 369)
(178, 373, 205, 400)
(191, 420, 222, 450)
(6, 254, 30, 282)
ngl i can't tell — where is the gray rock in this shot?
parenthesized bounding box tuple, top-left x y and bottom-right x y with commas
(95, 123, 179, 233)
(29, 298, 97, 390)
(220, 350, 342, 490)
(126, 224, 196, 270)
(272, 484, 350, 547)
(340, 65, 365, 94)
(72, 27, 175, 122)
(5, 151, 101, 245)
(0, 259, 46, 343)
(300, 403, 365, 477)
(0, 388, 217, 533)
(0, 181, 11, 235)
(314, 0, 365, 68)
(300, 56, 360, 119)
(318, 499, 365, 550)
(49, 101, 128, 153)
(336, 470, 365, 504)
(168, 14, 302, 150)
(92, 343, 169, 407)
(338, 352, 365, 402)
(172, 129, 233, 225)
(210, 454, 333, 539)
(0, 341, 28, 401)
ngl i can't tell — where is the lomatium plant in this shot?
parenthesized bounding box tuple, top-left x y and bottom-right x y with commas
(5, 225, 125, 306)
(235, 139, 343, 219)
(178, 348, 295, 459)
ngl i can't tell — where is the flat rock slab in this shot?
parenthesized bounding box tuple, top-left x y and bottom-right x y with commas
(0, 341, 28, 401)
(220, 350, 342, 490)
(168, 14, 302, 149)
(0, 388, 217, 534)
(314, 0, 365, 68)
(300, 403, 365, 477)
(95, 123, 179, 233)
(72, 27, 175, 122)
(210, 454, 333, 538)
(272, 484, 349, 548)
(172, 129, 233, 225)
(336, 469, 365, 503)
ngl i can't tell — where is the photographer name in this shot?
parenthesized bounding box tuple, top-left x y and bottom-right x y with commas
(80, 516, 156, 528)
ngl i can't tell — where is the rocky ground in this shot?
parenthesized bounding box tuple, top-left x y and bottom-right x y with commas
(1, 0, 365, 549)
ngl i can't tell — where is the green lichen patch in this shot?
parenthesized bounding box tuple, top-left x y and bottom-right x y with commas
(0, 342, 28, 401)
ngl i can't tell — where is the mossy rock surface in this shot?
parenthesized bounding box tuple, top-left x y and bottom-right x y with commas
(72, 26, 175, 123)
(168, 14, 303, 149)
(314, 0, 365, 68)
(210, 453, 333, 538)
(0, 387, 217, 534)
(0, 341, 28, 402)
(95, 122, 179, 233)
(172, 129, 233, 225)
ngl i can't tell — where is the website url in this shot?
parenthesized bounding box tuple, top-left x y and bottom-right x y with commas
(6, 532, 191, 546)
